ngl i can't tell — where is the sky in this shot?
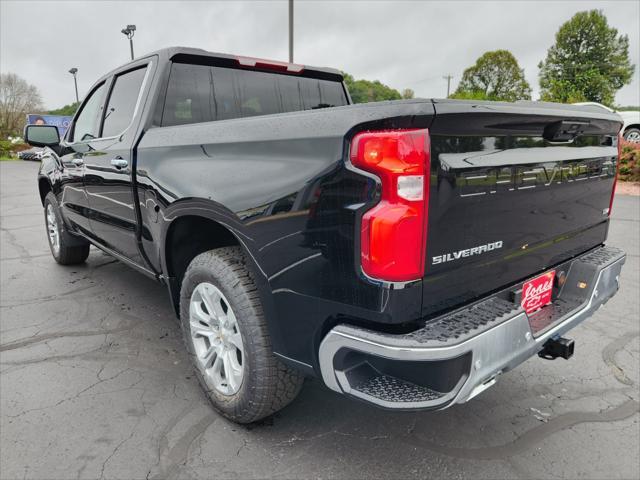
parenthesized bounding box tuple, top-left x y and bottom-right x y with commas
(1, 0, 639, 110)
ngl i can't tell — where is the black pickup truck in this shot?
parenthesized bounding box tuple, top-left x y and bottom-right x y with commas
(26, 47, 626, 423)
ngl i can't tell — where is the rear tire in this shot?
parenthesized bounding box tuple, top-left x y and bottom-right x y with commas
(179, 246, 304, 424)
(43, 192, 90, 265)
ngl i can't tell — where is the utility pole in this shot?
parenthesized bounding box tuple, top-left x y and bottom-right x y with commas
(288, 0, 294, 63)
(68, 68, 79, 103)
(121, 24, 136, 60)
(443, 75, 453, 97)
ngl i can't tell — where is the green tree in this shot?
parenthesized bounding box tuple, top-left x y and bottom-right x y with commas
(48, 102, 80, 116)
(538, 10, 634, 106)
(451, 50, 532, 102)
(343, 73, 403, 103)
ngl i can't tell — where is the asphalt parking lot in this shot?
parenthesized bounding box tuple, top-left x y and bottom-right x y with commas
(1, 160, 639, 480)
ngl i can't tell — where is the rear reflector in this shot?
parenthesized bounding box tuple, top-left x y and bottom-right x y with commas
(236, 56, 304, 73)
(351, 129, 430, 282)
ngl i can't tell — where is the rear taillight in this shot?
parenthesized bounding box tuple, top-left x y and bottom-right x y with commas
(351, 129, 430, 282)
(609, 133, 622, 216)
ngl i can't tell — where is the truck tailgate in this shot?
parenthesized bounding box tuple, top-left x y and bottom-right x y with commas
(422, 100, 622, 318)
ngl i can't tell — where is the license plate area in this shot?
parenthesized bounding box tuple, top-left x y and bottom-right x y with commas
(521, 270, 556, 315)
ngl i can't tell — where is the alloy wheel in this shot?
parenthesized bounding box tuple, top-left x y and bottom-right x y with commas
(625, 131, 640, 143)
(46, 204, 60, 256)
(189, 282, 244, 395)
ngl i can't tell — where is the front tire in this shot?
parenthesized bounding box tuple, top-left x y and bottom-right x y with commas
(623, 127, 640, 143)
(179, 247, 304, 424)
(43, 192, 90, 265)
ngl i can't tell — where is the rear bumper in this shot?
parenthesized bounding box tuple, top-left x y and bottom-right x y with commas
(318, 245, 626, 410)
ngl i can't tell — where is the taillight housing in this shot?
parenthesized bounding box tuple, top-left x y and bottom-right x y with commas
(351, 129, 430, 282)
(608, 133, 622, 216)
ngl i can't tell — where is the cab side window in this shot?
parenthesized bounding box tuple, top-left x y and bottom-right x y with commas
(102, 66, 148, 137)
(71, 83, 106, 142)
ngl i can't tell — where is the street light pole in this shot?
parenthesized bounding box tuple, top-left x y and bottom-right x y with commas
(121, 24, 136, 60)
(443, 74, 453, 97)
(288, 0, 293, 63)
(68, 68, 79, 103)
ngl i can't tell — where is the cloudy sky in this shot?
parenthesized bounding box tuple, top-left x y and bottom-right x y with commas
(1, 0, 638, 109)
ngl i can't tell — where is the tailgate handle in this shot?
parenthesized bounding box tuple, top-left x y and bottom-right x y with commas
(543, 120, 590, 143)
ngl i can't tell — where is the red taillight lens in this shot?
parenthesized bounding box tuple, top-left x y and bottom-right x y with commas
(609, 133, 622, 216)
(351, 129, 430, 282)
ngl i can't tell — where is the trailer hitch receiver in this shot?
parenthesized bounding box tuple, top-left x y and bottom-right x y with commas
(538, 337, 575, 360)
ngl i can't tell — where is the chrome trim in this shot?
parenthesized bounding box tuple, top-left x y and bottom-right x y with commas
(318, 249, 625, 410)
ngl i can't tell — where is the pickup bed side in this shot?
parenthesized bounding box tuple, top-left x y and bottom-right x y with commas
(136, 99, 436, 372)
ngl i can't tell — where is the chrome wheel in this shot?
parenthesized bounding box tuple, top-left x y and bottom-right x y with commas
(46, 204, 60, 256)
(625, 130, 640, 143)
(189, 282, 244, 395)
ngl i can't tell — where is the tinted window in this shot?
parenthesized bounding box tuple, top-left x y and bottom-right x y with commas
(162, 63, 213, 126)
(162, 63, 348, 127)
(102, 67, 147, 137)
(210, 66, 239, 121)
(233, 69, 280, 117)
(72, 83, 106, 142)
(278, 74, 303, 113)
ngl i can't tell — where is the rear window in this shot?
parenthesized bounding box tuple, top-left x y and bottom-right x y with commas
(162, 63, 347, 127)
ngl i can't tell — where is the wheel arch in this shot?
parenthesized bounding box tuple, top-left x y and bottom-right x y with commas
(37, 152, 64, 206)
(38, 176, 52, 206)
(160, 205, 283, 354)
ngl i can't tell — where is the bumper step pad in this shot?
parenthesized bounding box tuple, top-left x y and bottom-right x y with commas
(406, 297, 520, 345)
(352, 375, 444, 403)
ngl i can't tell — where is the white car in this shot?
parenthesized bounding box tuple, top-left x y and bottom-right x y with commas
(574, 102, 640, 143)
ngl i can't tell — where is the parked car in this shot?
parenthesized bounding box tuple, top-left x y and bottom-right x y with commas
(26, 47, 626, 423)
(574, 102, 640, 143)
(18, 147, 43, 161)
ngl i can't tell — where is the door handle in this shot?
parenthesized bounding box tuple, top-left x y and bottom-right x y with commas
(72, 157, 84, 166)
(111, 157, 128, 169)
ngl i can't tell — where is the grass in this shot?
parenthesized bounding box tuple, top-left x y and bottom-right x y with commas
(0, 156, 18, 161)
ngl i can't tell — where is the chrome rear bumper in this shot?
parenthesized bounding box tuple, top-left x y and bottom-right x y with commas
(318, 246, 626, 410)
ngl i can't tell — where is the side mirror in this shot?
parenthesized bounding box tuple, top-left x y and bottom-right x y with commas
(24, 125, 60, 148)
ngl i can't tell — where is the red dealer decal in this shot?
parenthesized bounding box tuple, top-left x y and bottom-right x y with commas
(521, 271, 556, 314)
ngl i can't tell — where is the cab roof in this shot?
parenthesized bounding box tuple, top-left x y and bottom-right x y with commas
(123, 46, 344, 82)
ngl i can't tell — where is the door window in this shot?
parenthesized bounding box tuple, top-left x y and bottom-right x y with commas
(102, 66, 148, 137)
(71, 82, 106, 142)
